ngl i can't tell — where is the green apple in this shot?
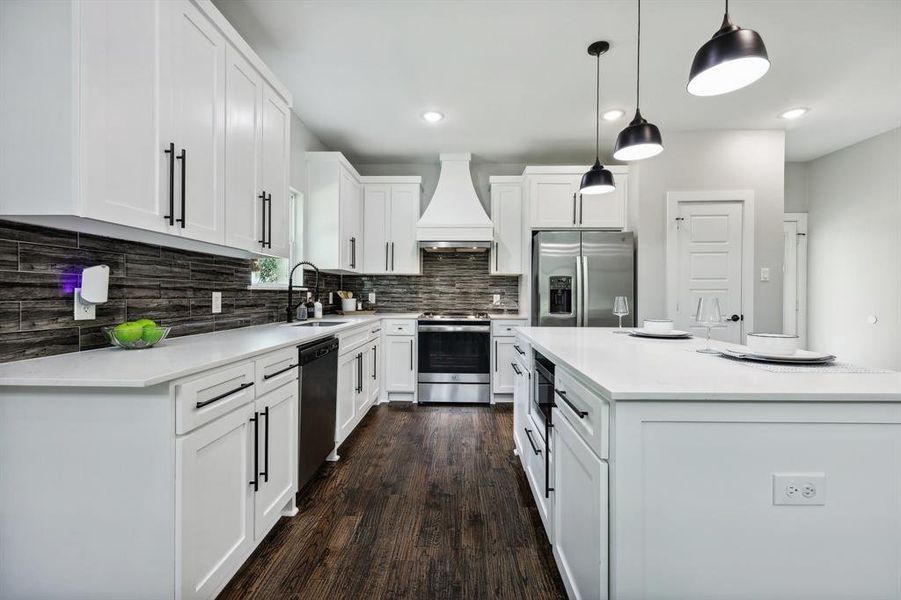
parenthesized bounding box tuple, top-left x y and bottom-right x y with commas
(113, 322, 143, 344)
(141, 327, 165, 345)
(133, 318, 157, 329)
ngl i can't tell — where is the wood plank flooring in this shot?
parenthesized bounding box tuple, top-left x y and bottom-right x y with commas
(219, 403, 566, 599)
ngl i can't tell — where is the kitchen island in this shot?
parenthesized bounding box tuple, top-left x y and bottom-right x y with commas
(512, 327, 901, 600)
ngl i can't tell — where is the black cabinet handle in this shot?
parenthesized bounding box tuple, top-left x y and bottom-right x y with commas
(372, 345, 377, 380)
(513, 344, 525, 356)
(258, 191, 267, 246)
(729, 314, 741, 322)
(266, 192, 273, 248)
(357, 353, 364, 393)
(385, 242, 389, 271)
(164, 142, 175, 226)
(176, 149, 186, 228)
(195, 381, 254, 409)
(494, 340, 498, 372)
(350, 237, 356, 269)
(579, 193, 583, 225)
(249, 411, 259, 492)
(572, 192, 576, 225)
(260, 406, 269, 483)
(409, 339, 413, 371)
(511, 362, 522, 376)
(263, 363, 298, 380)
(524, 428, 541, 455)
(554, 388, 588, 419)
(390, 242, 394, 271)
(495, 242, 499, 271)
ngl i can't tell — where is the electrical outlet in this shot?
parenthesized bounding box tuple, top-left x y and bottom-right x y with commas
(211, 291, 222, 314)
(368, 292, 376, 303)
(773, 473, 826, 505)
(73, 288, 96, 321)
(493, 294, 501, 304)
(760, 267, 770, 282)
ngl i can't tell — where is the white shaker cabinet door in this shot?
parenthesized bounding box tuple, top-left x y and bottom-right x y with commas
(578, 172, 627, 229)
(161, 0, 227, 245)
(552, 408, 609, 600)
(491, 183, 523, 275)
(362, 184, 390, 274)
(493, 338, 517, 394)
(79, 0, 169, 233)
(388, 183, 421, 274)
(177, 403, 254, 600)
(254, 383, 298, 539)
(369, 338, 382, 404)
(338, 168, 362, 271)
(336, 350, 360, 444)
(384, 336, 416, 393)
(530, 175, 579, 228)
(224, 45, 263, 253)
(260, 83, 291, 258)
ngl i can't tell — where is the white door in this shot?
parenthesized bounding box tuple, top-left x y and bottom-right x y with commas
(253, 384, 297, 540)
(553, 410, 609, 600)
(362, 184, 390, 274)
(336, 350, 359, 444)
(338, 168, 361, 271)
(673, 202, 744, 343)
(530, 176, 579, 228)
(79, 0, 169, 233)
(177, 403, 254, 600)
(389, 183, 421, 274)
(259, 84, 291, 258)
(223, 45, 262, 253)
(369, 338, 382, 404)
(783, 214, 808, 348)
(493, 338, 517, 395)
(161, 0, 226, 244)
(491, 184, 523, 275)
(579, 172, 627, 229)
(384, 336, 415, 393)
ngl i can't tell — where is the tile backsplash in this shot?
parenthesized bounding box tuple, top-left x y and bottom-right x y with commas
(0, 220, 519, 364)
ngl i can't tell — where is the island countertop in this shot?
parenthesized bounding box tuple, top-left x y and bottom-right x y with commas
(0, 313, 420, 388)
(517, 327, 901, 402)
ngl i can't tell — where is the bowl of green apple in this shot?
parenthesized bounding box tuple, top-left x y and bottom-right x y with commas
(103, 319, 170, 350)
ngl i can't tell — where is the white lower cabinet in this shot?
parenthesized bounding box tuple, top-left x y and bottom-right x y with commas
(493, 337, 517, 395)
(253, 383, 298, 539)
(511, 353, 530, 461)
(336, 348, 363, 444)
(368, 337, 382, 405)
(552, 408, 609, 600)
(384, 335, 416, 394)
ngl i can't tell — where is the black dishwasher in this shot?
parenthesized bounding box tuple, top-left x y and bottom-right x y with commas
(297, 337, 339, 492)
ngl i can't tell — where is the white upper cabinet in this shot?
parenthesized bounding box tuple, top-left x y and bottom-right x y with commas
(525, 166, 629, 230)
(361, 177, 422, 275)
(489, 177, 523, 275)
(306, 153, 363, 273)
(0, 0, 292, 256)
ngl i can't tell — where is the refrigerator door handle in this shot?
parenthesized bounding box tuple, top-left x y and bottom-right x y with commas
(582, 256, 589, 326)
(574, 256, 583, 327)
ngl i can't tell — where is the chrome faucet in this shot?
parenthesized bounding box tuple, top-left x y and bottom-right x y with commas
(286, 261, 320, 323)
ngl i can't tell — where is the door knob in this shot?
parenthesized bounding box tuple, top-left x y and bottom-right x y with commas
(729, 314, 741, 322)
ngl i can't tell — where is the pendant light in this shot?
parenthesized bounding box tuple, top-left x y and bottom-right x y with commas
(687, 0, 770, 96)
(614, 0, 664, 161)
(580, 41, 615, 195)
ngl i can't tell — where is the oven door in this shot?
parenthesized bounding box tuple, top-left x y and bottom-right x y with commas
(417, 321, 490, 403)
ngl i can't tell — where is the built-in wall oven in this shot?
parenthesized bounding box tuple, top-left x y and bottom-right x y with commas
(417, 313, 490, 403)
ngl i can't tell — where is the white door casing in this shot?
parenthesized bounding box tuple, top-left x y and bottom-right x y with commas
(783, 213, 808, 348)
(666, 191, 756, 344)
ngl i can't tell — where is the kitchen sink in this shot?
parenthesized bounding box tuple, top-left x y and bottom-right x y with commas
(292, 321, 346, 327)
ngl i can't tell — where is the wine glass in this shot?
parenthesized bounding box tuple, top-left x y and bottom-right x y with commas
(612, 296, 630, 334)
(693, 297, 724, 354)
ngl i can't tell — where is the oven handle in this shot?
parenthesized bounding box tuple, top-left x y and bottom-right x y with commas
(417, 325, 490, 333)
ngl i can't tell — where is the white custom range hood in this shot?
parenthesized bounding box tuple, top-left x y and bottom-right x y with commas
(417, 153, 493, 252)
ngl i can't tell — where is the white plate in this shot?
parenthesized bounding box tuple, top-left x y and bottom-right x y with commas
(630, 329, 693, 339)
(720, 348, 836, 364)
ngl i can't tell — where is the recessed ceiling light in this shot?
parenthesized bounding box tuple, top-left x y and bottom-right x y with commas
(421, 111, 444, 123)
(602, 109, 625, 121)
(779, 107, 809, 120)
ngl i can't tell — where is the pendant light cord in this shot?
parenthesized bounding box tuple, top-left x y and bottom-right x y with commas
(595, 52, 600, 160)
(636, 0, 641, 107)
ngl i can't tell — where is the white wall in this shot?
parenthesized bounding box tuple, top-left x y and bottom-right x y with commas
(784, 162, 809, 213)
(805, 127, 901, 370)
(634, 130, 786, 333)
(290, 112, 328, 193)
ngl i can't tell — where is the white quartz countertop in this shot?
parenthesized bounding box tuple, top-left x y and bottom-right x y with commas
(518, 327, 901, 402)
(0, 313, 420, 388)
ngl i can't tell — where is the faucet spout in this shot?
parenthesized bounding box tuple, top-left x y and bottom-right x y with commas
(286, 261, 320, 323)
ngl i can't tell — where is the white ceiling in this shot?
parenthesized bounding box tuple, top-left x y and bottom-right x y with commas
(213, 0, 901, 164)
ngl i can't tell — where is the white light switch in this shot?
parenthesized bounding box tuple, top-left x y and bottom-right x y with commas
(211, 292, 222, 314)
(368, 292, 376, 303)
(773, 473, 826, 505)
(760, 267, 770, 282)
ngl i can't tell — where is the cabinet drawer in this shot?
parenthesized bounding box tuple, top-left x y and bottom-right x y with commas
(553, 367, 609, 460)
(368, 321, 383, 339)
(513, 335, 531, 368)
(523, 424, 553, 540)
(491, 319, 528, 337)
(175, 361, 256, 434)
(383, 319, 415, 335)
(254, 346, 299, 396)
(339, 325, 370, 355)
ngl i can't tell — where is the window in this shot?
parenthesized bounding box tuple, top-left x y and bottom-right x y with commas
(249, 189, 304, 288)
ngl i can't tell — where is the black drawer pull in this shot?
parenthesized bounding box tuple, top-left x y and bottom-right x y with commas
(263, 363, 298, 380)
(176, 148, 186, 228)
(524, 428, 541, 455)
(554, 389, 588, 419)
(260, 406, 269, 483)
(249, 411, 259, 492)
(513, 344, 525, 356)
(164, 142, 175, 225)
(511, 362, 522, 376)
(195, 382, 254, 409)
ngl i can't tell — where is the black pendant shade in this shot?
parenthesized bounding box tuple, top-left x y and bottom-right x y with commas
(614, 109, 663, 161)
(580, 159, 616, 195)
(580, 41, 615, 195)
(687, 11, 770, 97)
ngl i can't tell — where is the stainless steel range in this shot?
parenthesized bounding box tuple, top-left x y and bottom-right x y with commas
(417, 312, 490, 403)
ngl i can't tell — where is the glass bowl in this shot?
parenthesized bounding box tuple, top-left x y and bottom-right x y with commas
(102, 326, 171, 350)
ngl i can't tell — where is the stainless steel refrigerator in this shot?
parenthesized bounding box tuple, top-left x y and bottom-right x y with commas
(531, 231, 635, 327)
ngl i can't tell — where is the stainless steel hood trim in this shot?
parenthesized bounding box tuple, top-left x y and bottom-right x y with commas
(418, 240, 491, 252)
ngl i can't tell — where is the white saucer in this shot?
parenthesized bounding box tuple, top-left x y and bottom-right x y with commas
(720, 348, 836, 364)
(629, 329, 692, 339)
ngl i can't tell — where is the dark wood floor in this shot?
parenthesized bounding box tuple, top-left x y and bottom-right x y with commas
(219, 403, 566, 599)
